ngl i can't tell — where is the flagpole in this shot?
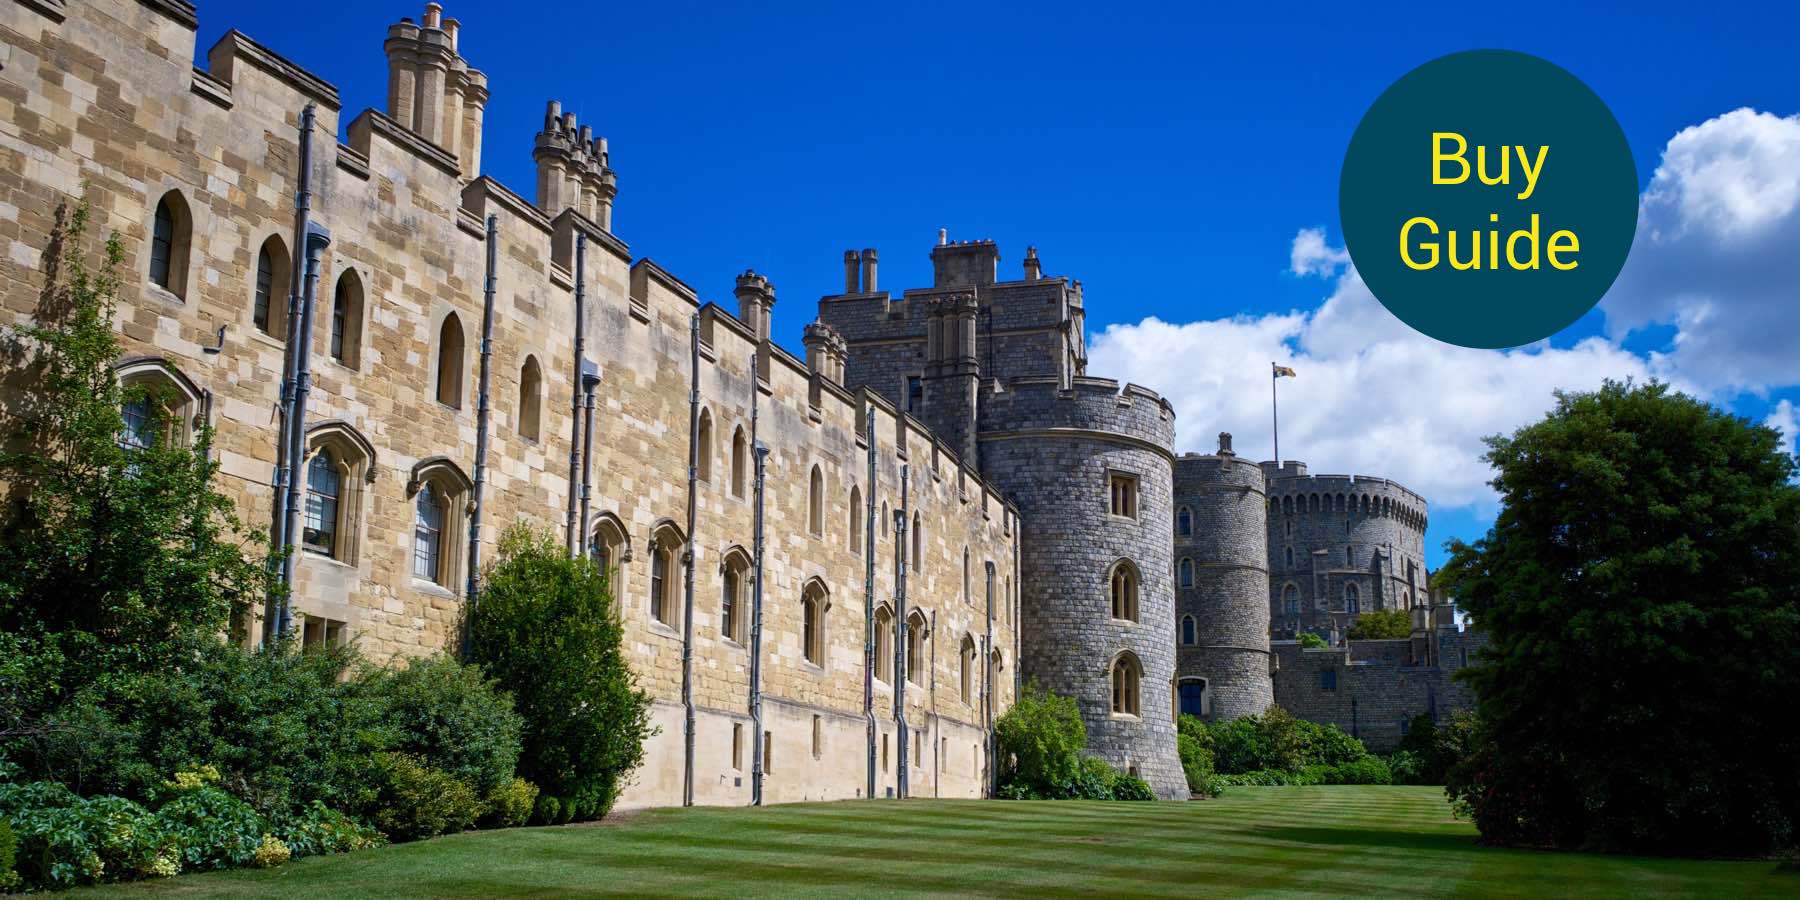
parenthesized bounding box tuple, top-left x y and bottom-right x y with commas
(1272, 361, 1280, 465)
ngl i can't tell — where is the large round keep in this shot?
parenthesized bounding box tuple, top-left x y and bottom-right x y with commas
(1338, 49, 1637, 349)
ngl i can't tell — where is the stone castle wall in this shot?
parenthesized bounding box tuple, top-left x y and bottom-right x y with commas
(1263, 461, 1429, 641)
(1270, 625, 1487, 752)
(0, 0, 1018, 809)
(1173, 449, 1273, 722)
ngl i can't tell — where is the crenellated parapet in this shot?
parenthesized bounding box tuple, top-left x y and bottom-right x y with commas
(1262, 468, 1428, 532)
(1265, 461, 1430, 641)
(978, 376, 1176, 455)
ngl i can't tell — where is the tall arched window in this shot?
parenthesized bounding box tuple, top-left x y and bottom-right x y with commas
(518, 356, 543, 442)
(414, 483, 445, 583)
(1178, 557, 1195, 588)
(802, 582, 827, 666)
(1282, 583, 1300, 615)
(1181, 615, 1197, 645)
(906, 611, 927, 686)
(436, 313, 465, 408)
(148, 191, 191, 298)
(848, 485, 863, 554)
(304, 449, 341, 557)
(589, 512, 628, 593)
(330, 271, 363, 368)
(911, 512, 923, 573)
(1176, 506, 1193, 536)
(252, 236, 289, 337)
(1111, 653, 1142, 717)
(648, 523, 683, 627)
(1345, 582, 1360, 614)
(960, 635, 977, 704)
(963, 548, 971, 605)
(1285, 546, 1294, 569)
(1109, 560, 1139, 622)
(730, 427, 748, 499)
(720, 548, 749, 644)
(807, 465, 824, 537)
(695, 408, 713, 482)
(874, 605, 894, 683)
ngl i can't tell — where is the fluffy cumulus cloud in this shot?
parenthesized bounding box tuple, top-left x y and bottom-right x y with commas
(1091, 107, 1799, 512)
(1768, 400, 1799, 460)
(1602, 108, 1800, 394)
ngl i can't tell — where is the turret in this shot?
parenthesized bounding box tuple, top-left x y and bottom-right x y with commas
(803, 322, 848, 383)
(734, 270, 776, 343)
(533, 100, 618, 229)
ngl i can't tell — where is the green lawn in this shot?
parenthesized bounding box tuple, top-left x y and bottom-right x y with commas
(80, 786, 1792, 898)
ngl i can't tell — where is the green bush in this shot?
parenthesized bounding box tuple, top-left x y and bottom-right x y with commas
(1386, 750, 1426, 785)
(532, 793, 562, 826)
(365, 753, 483, 842)
(1201, 708, 1373, 776)
(469, 527, 652, 823)
(270, 802, 382, 858)
(1318, 757, 1392, 785)
(995, 682, 1087, 799)
(1298, 632, 1328, 649)
(1219, 768, 1323, 787)
(0, 817, 17, 892)
(152, 783, 265, 873)
(1066, 756, 1118, 800)
(0, 782, 164, 889)
(1304, 721, 1370, 767)
(1345, 607, 1412, 640)
(356, 654, 523, 798)
(1109, 773, 1156, 801)
(483, 777, 540, 828)
(1177, 733, 1215, 796)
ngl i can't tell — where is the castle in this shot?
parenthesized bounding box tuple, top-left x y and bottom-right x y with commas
(0, 0, 1477, 805)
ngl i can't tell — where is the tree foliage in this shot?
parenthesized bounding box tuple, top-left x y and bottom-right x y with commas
(995, 681, 1087, 798)
(1439, 380, 1800, 855)
(1345, 607, 1411, 640)
(1296, 631, 1328, 649)
(467, 526, 651, 822)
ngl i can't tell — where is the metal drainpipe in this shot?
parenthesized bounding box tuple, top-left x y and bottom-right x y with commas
(564, 233, 586, 555)
(265, 102, 316, 645)
(465, 215, 498, 631)
(749, 353, 766, 806)
(894, 464, 909, 799)
(577, 363, 599, 556)
(274, 221, 330, 639)
(929, 608, 938, 797)
(680, 314, 700, 807)
(1013, 526, 1022, 701)
(862, 407, 876, 801)
(985, 560, 995, 798)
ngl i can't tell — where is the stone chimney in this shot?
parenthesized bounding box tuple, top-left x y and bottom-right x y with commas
(384, 5, 488, 179)
(1217, 432, 1234, 456)
(843, 249, 860, 294)
(734, 270, 776, 343)
(1023, 245, 1042, 281)
(860, 247, 878, 294)
(533, 100, 618, 229)
(803, 322, 848, 383)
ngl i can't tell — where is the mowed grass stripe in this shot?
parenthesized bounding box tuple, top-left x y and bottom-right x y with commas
(77, 787, 1794, 898)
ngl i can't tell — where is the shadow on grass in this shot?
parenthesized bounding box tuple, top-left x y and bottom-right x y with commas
(1254, 825, 1481, 854)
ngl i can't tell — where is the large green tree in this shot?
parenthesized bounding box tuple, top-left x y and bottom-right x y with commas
(1440, 380, 1800, 855)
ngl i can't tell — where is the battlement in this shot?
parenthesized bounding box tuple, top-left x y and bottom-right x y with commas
(1262, 462, 1427, 529)
(977, 376, 1175, 452)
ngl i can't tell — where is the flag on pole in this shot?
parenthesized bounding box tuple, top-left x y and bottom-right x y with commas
(1273, 364, 1297, 378)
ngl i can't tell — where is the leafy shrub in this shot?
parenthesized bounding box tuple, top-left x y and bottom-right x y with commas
(1067, 756, 1118, 800)
(0, 818, 17, 892)
(1318, 757, 1392, 785)
(483, 777, 540, 828)
(152, 783, 265, 872)
(1177, 733, 1215, 796)
(469, 527, 652, 823)
(1386, 750, 1425, 785)
(1305, 721, 1370, 767)
(1345, 608, 1412, 640)
(1219, 768, 1323, 787)
(1200, 708, 1373, 776)
(1109, 773, 1155, 801)
(355, 654, 523, 797)
(532, 793, 562, 826)
(251, 835, 290, 868)
(0, 782, 162, 889)
(995, 682, 1086, 799)
(366, 753, 483, 842)
(1298, 632, 1328, 649)
(270, 802, 382, 858)
(1202, 775, 1230, 798)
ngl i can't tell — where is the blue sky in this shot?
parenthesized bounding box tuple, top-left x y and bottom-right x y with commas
(200, 2, 1800, 569)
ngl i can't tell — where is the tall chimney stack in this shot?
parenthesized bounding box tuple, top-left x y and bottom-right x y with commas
(843, 250, 861, 294)
(860, 247, 878, 294)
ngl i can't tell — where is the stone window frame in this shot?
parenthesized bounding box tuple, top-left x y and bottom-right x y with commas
(962, 547, 971, 605)
(695, 406, 713, 483)
(145, 189, 193, 302)
(329, 268, 366, 370)
(1106, 468, 1139, 520)
(1109, 650, 1143, 718)
(847, 484, 863, 555)
(911, 512, 924, 574)
(873, 602, 896, 685)
(115, 356, 208, 450)
(958, 633, 977, 705)
(588, 510, 631, 612)
(905, 609, 929, 687)
(1344, 581, 1361, 614)
(1107, 558, 1141, 623)
(250, 233, 291, 339)
(517, 353, 545, 443)
(1180, 614, 1197, 645)
(406, 456, 472, 592)
(1176, 676, 1210, 718)
(718, 545, 751, 646)
(299, 613, 350, 652)
(303, 420, 377, 567)
(1175, 505, 1193, 537)
(1281, 581, 1301, 616)
(807, 464, 825, 538)
(1177, 557, 1195, 589)
(800, 577, 830, 670)
(433, 311, 467, 409)
(729, 425, 749, 500)
(646, 519, 686, 631)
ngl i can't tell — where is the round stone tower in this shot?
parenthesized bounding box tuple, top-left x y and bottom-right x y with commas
(1261, 460, 1429, 642)
(977, 376, 1186, 800)
(1172, 433, 1273, 721)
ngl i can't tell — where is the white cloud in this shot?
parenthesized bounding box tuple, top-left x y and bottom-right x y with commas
(1767, 400, 1798, 459)
(1090, 254, 1656, 511)
(1091, 107, 1800, 515)
(1602, 108, 1800, 395)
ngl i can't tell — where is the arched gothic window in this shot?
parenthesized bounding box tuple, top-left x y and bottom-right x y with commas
(848, 485, 863, 554)
(1178, 557, 1195, 588)
(802, 580, 829, 667)
(1345, 582, 1360, 614)
(304, 449, 341, 557)
(696, 408, 713, 482)
(148, 191, 191, 298)
(519, 356, 543, 442)
(414, 484, 446, 583)
(1109, 560, 1140, 622)
(648, 522, 684, 627)
(436, 313, 465, 408)
(720, 548, 749, 644)
(808, 465, 824, 537)
(1282, 583, 1300, 615)
(252, 236, 289, 337)
(873, 605, 894, 682)
(330, 270, 363, 368)
(730, 427, 748, 499)
(1176, 506, 1193, 536)
(1111, 653, 1142, 717)
(906, 611, 928, 686)
(960, 635, 977, 704)
(1181, 615, 1197, 645)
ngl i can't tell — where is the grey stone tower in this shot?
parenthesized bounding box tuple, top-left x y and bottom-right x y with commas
(1173, 434, 1274, 721)
(817, 236, 1187, 799)
(1262, 460, 1429, 642)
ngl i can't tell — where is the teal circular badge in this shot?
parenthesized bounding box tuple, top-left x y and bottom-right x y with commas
(1339, 50, 1637, 349)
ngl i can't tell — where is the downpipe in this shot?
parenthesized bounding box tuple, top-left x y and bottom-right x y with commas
(681, 314, 700, 807)
(749, 355, 767, 805)
(894, 464, 910, 799)
(862, 408, 877, 801)
(565, 233, 586, 555)
(265, 102, 317, 644)
(274, 220, 330, 639)
(465, 215, 498, 631)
